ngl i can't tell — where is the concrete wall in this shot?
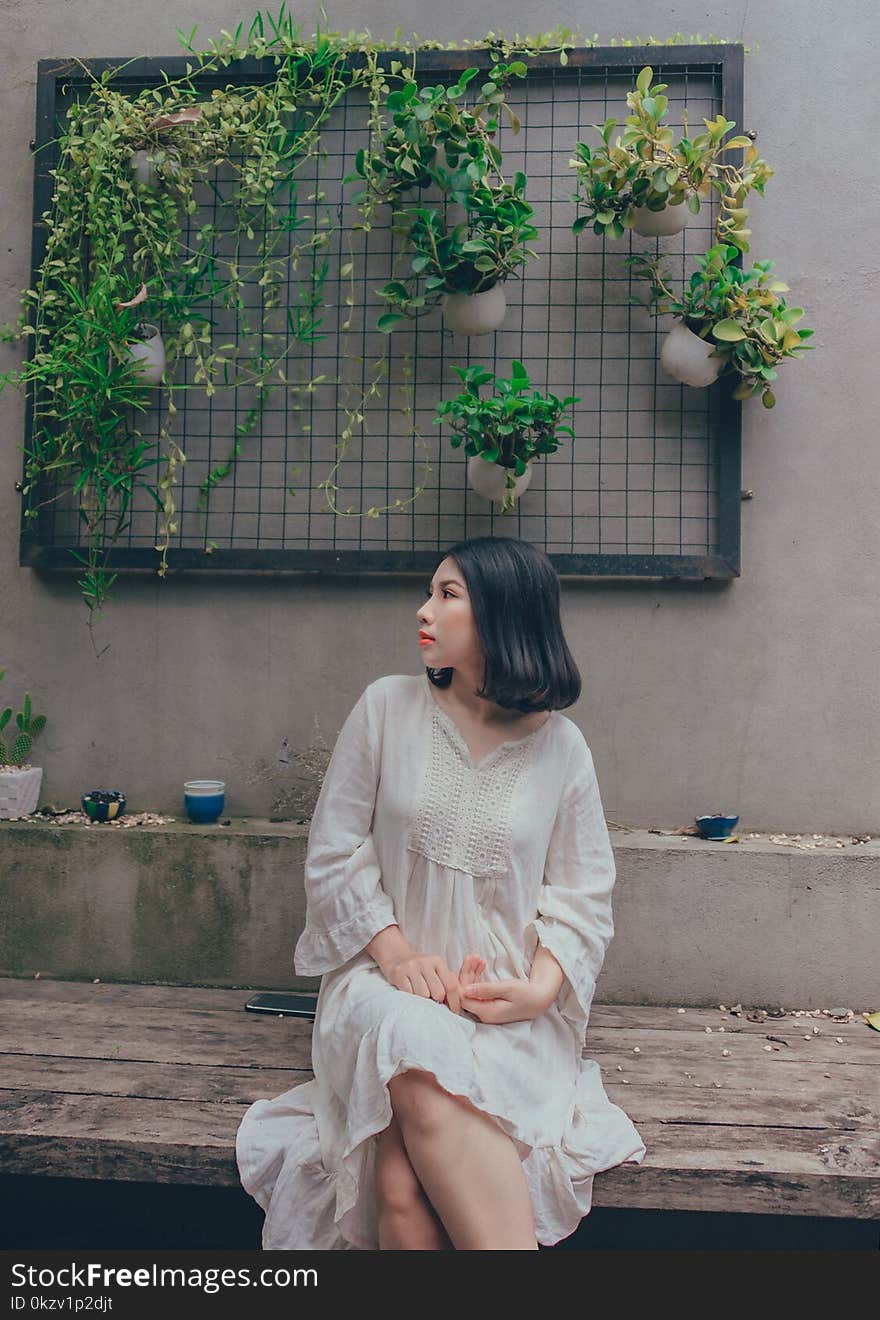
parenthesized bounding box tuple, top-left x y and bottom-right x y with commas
(3, 819, 877, 1007)
(1, 1, 878, 832)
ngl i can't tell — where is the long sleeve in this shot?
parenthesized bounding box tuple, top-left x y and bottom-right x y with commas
(524, 734, 616, 1045)
(293, 681, 397, 976)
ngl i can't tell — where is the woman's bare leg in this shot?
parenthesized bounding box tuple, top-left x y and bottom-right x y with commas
(388, 1070, 539, 1250)
(375, 1112, 454, 1250)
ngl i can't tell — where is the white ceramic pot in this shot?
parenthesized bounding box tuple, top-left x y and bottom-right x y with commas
(661, 319, 724, 388)
(632, 202, 691, 237)
(467, 454, 534, 506)
(0, 765, 43, 819)
(442, 284, 507, 336)
(130, 149, 181, 189)
(126, 324, 166, 385)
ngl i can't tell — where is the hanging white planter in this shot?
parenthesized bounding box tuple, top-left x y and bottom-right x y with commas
(632, 202, 691, 238)
(443, 284, 507, 336)
(467, 454, 534, 506)
(0, 765, 43, 819)
(661, 319, 724, 388)
(130, 149, 181, 190)
(126, 323, 166, 385)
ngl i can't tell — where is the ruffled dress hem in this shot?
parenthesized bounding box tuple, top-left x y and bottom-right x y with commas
(236, 1018, 646, 1250)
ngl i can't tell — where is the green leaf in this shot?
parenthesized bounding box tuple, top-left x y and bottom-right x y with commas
(687, 192, 702, 215)
(636, 66, 653, 96)
(377, 313, 405, 333)
(712, 319, 746, 342)
(762, 389, 776, 408)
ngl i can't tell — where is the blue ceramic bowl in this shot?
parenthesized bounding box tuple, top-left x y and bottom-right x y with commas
(82, 790, 126, 823)
(184, 780, 225, 824)
(695, 813, 739, 839)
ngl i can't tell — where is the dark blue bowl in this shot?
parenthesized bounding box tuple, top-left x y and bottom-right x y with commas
(695, 813, 739, 839)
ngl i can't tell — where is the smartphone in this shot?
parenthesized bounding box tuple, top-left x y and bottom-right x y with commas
(245, 991, 318, 1019)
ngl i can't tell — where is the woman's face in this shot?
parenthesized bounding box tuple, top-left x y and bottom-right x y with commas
(416, 556, 481, 671)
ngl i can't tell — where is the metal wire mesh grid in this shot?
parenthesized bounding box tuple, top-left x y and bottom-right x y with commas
(26, 51, 741, 578)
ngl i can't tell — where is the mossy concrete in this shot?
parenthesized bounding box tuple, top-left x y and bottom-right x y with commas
(0, 820, 877, 1005)
(0, 819, 314, 990)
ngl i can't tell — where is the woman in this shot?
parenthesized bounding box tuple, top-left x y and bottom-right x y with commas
(236, 535, 646, 1249)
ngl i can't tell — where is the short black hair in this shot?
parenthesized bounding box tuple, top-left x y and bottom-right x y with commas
(425, 536, 581, 712)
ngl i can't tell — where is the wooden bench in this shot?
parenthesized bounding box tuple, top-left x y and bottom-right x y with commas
(1, 976, 877, 1241)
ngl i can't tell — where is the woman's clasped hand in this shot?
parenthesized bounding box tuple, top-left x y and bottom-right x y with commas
(382, 951, 554, 1024)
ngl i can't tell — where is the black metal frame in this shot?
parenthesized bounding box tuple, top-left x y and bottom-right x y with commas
(20, 45, 744, 583)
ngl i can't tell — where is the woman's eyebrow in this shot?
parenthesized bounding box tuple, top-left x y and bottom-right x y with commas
(428, 578, 464, 590)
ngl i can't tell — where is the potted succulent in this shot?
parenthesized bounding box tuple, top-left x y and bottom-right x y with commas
(0, 672, 47, 820)
(377, 174, 538, 335)
(434, 360, 579, 512)
(569, 66, 771, 249)
(627, 243, 814, 404)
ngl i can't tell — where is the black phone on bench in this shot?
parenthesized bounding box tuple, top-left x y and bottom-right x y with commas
(245, 991, 318, 1019)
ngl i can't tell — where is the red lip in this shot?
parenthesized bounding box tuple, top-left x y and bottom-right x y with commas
(418, 631, 434, 641)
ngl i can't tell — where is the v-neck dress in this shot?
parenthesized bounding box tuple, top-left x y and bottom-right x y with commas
(235, 673, 646, 1249)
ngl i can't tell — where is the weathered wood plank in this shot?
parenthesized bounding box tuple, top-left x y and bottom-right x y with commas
(585, 1026, 876, 1066)
(3, 978, 867, 1036)
(0, 1067, 870, 1133)
(1, 1094, 877, 1217)
(0, 978, 309, 1011)
(0, 1005, 316, 1067)
(1, 1014, 871, 1078)
(594, 1054, 873, 1093)
(0, 1054, 311, 1102)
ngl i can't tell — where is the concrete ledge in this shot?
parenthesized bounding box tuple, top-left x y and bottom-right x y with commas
(1, 820, 877, 1006)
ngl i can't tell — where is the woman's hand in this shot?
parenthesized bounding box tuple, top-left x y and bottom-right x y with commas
(453, 954, 487, 1015)
(459, 976, 554, 1025)
(383, 952, 469, 1014)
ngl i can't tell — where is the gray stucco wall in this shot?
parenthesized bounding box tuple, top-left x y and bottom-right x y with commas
(1, 1, 877, 832)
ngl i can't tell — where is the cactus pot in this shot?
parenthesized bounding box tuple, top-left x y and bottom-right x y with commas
(126, 324, 166, 386)
(81, 789, 127, 823)
(661, 319, 724, 388)
(467, 454, 535, 505)
(632, 201, 691, 237)
(442, 285, 507, 336)
(184, 779, 226, 823)
(0, 765, 43, 819)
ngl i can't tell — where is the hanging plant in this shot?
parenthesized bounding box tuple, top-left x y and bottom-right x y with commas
(347, 61, 526, 211)
(375, 173, 538, 333)
(569, 65, 771, 250)
(434, 360, 579, 512)
(345, 59, 538, 334)
(627, 243, 814, 405)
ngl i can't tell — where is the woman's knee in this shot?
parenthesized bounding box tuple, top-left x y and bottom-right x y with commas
(387, 1069, 450, 1131)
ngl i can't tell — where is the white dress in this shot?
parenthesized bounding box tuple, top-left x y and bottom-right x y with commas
(235, 672, 646, 1249)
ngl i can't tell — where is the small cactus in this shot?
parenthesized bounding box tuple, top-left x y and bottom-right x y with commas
(0, 673, 47, 768)
(12, 732, 32, 764)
